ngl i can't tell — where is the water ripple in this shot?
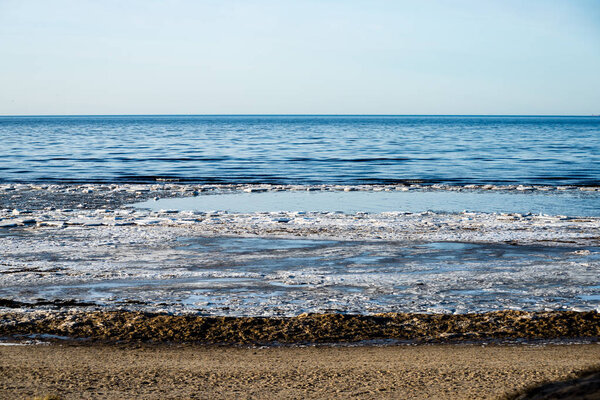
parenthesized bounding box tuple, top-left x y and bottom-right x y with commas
(0, 115, 598, 185)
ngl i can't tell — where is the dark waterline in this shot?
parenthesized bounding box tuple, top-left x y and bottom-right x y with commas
(1, 115, 598, 186)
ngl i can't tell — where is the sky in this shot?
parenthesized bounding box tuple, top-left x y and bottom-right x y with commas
(1, 0, 599, 115)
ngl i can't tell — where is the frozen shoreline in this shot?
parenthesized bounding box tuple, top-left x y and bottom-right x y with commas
(2, 196, 600, 246)
(1, 183, 599, 316)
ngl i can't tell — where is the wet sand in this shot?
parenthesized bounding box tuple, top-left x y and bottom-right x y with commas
(1, 343, 599, 399)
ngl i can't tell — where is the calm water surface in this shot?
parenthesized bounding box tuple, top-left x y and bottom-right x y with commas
(1, 115, 598, 185)
(136, 189, 600, 217)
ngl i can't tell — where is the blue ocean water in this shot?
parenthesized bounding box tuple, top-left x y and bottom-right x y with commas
(0, 115, 598, 185)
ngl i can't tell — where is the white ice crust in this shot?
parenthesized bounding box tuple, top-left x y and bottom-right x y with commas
(1, 183, 599, 316)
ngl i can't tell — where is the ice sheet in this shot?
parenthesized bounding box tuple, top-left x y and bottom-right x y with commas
(1, 184, 599, 316)
(1, 229, 598, 316)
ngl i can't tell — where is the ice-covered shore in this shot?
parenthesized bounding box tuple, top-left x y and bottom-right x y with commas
(1, 183, 599, 316)
(1, 182, 599, 244)
(2, 207, 600, 245)
(2, 198, 600, 245)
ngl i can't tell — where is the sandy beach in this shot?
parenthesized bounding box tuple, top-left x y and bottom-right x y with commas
(1, 343, 599, 399)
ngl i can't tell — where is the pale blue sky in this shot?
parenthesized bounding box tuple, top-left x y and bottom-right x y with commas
(1, 0, 599, 115)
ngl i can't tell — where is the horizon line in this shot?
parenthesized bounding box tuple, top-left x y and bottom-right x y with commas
(1, 113, 598, 117)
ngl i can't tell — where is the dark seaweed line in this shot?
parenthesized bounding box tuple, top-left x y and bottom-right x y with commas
(1, 310, 598, 345)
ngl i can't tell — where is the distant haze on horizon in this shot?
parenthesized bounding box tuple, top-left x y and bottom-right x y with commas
(1, 0, 599, 116)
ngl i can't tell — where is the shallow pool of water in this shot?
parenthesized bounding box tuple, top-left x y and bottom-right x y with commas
(134, 189, 600, 217)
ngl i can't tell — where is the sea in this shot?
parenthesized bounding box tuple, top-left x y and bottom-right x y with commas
(1, 115, 599, 316)
(1, 115, 599, 186)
